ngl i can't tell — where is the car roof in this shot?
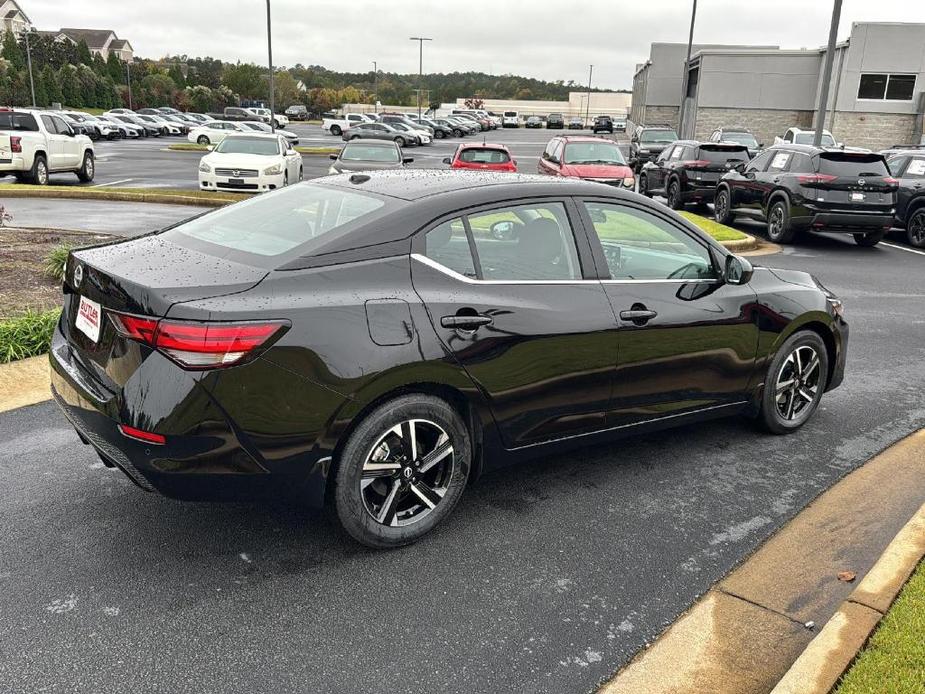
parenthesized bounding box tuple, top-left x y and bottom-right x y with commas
(886, 149, 925, 157)
(554, 135, 619, 144)
(457, 142, 511, 151)
(769, 143, 882, 157)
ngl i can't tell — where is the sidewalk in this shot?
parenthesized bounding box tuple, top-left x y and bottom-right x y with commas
(0, 198, 202, 236)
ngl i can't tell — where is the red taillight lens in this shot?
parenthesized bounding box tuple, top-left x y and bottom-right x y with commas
(118, 424, 166, 445)
(797, 174, 838, 185)
(10, 136, 21, 153)
(110, 312, 288, 369)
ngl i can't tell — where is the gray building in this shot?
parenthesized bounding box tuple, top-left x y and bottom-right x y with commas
(631, 23, 925, 150)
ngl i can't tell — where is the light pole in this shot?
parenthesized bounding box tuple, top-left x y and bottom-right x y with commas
(409, 37, 432, 120)
(814, 0, 843, 146)
(585, 64, 593, 125)
(126, 60, 133, 109)
(24, 30, 35, 107)
(677, 0, 697, 137)
(266, 0, 275, 132)
(372, 60, 377, 105)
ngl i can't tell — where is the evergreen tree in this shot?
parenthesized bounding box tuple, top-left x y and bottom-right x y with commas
(59, 65, 80, 106)
(41, 65, 62, 105)
(76, 39, 93, 65)
(11, 69, 30, 106)
(106, 52, 123, 83)
(167, 64, 186, 89)
(1, 30, 24, 70)
(91, 53, 107, 76)
(31, 67, 48, 106)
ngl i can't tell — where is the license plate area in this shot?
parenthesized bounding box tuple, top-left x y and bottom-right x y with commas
(229, 178, 245, 185)
(75, 296, 102, 343)
(851, 192, 865, 202)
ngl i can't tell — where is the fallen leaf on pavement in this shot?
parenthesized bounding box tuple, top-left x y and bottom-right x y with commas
(837, 571, 857, 582)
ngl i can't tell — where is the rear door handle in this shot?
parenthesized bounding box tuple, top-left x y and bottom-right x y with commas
(441, 314, 493, 330)
(619, 309, 658, 323)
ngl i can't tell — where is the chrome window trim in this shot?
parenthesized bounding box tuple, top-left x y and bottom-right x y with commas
(412, 253, 720, 286)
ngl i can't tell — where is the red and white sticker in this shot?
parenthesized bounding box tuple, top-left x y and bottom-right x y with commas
(75, 296, 101, 343)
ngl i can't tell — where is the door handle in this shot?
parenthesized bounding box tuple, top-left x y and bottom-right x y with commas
(619, 309, 658, 324)
(441, 314, 493, 330)
(773, 177, 781, 183)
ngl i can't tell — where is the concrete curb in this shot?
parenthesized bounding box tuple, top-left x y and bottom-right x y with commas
(0, 354, 51, 413)
(770, 502, 925, 694)
(721, 234, 760, 252)
(0, 187, 238, 207)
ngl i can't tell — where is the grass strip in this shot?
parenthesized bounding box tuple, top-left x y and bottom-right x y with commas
(834, 560, 925, 694)
(0, 309, 61, 364)
(167, 143, 340, 155)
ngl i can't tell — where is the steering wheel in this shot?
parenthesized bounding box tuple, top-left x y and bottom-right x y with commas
(666, 262, 704, 280)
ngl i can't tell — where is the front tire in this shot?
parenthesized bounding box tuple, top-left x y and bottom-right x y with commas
(907, 208, 925, 248)
(334, 394, 471, 548)
(76, 151, 94, 183)
(453, 128, 463, 138)
(639, 174, 652, 198)
(767, 199, 796, 243)
(394, 136, 405, 147)
(197, 135, 210, 145)
(330, 125, 342, 136)
(758, 331, 828, 434)
(714, 187, 734, 225)
(853, 230, 885, 247)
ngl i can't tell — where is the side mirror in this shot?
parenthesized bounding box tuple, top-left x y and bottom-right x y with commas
(724, 255, 753, 285)
(329, 153, 338, 160)
(403, 157, 414, 164)
(758, 143, 765, 148)
(66, 127, 76, 137)
(442, 157, 452, 165)
(489, 220, 518, 238)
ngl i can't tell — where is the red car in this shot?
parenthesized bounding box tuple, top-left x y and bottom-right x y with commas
(443, 143, 517, 172)
(537, 135, 635, 189)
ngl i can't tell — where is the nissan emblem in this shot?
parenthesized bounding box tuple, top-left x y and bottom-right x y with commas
(73, 264, 83, 287)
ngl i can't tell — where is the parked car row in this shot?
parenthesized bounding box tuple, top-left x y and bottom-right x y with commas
(323, 111, 493, 140)
(188, 119, 299, 147)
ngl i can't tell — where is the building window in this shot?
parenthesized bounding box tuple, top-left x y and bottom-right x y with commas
(858, 73, 916, 101)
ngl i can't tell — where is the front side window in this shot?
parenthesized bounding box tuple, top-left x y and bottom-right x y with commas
(858, 73, 916, 101)
(424, 203, 582, 282)
(583, 202, 718, 281)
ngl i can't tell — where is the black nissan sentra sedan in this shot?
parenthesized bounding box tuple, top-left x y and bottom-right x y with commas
(50, 171, 848, 547)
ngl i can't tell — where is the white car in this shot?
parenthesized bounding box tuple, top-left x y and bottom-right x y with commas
(388, 122, 431, 146)
(198, 133, 303, 193)
(775, 127, 839, 147)
(0, 108, 94, 185)
(136, 114, 181, 136)
(251, 108, 289, 128)
(188, 120, 242, 145)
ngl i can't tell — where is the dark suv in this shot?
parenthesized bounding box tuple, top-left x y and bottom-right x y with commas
(715, 145, 898, 246)
(885, 150, 925, 247)
(547, 113, 565, 129)
(640, 141, 750, 209)
(709, 127, 763, 159)
(630, 125, 679, 172)
(592, 115, 613, 134)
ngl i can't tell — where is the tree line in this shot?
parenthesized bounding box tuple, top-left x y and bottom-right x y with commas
(0, 32, 626, 115)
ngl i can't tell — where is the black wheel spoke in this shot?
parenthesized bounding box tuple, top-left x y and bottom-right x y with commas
(376, 479, 402, 526)
(409, 480, 443, 509)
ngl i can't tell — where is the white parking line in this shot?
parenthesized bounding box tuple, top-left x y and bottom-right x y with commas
(881, 241, 925, 257)
(93, 178, 134, 188)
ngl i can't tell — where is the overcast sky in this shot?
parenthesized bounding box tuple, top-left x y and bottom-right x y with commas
(27, 1, 925, 89)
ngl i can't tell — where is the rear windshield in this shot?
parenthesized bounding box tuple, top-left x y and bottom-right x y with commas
(504, 111, 517, 117)
(563, 142, 626, 165)
(0, 112, 39, 131)
(794, 132, 836, 146)
(698, 145, 750, 163)
(341, 143, 400, 162)
(817, 154, 889, 177)
(640, 129, 678, 143)
(459, 148, 510, 164)
(215, 137, 280, 155)
(161, 184, 390, 263)
(718, 132, 758, 147)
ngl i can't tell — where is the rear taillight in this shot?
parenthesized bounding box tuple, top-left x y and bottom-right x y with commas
(683, 160, 710, 168)
(797, 174, 838, 185)
(883, 177, 899, 185)
(10, 136, 21, 153)
(118, 424, 166, 445)
(110, 313, 288, 369)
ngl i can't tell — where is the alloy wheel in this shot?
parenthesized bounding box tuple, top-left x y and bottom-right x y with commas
(715, 190, 728, 221)
(908, 211, 925, 247)
(360, 419, 454, 527)
(36, 160, 47, 185)
(769, 206, 784, 238)
(85, 156, 94, 178)
(775, 345, 821, 421)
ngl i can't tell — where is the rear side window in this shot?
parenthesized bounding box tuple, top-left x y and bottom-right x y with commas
(769, 152, 792, 171)
(904, 158, 925, 179)
(425, 218, 476, 278)
(459, 148, 510, 164)
(0, 112, 39, 131)
(817, 155, 889, 177)
(788, 153, 814, 174)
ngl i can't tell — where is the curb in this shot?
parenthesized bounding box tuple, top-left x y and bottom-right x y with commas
(770, 502, 925, 694)
(0, 187, 238, 208)
(0, 354, 51, 413)
(720, 234, 759, 252)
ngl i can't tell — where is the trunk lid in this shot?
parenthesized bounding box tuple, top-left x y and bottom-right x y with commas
(805, 152, 898, 207)
(62, 235, 268, 388)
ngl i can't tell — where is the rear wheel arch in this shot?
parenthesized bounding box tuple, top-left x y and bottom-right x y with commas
(905, 196, 925, 224)
(766, 190, 791, 213)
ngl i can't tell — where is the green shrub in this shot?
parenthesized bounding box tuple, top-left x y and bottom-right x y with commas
(43, 243, 73, 281)
(0, 309, 61, 363)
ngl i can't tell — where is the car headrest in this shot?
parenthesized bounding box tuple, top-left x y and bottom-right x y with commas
(518, 218, 563, 261)
(428, 223, 453, 248)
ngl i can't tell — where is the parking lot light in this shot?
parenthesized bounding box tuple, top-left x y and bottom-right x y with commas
(409, 37, 432, 121)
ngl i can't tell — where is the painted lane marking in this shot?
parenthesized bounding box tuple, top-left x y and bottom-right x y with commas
(92, 178, 134, 188)
(881, 241, 925, 257)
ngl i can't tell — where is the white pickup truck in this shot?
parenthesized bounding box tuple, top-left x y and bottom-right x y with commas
(0, 108, 95, 185)
(322, 113, 376, 136)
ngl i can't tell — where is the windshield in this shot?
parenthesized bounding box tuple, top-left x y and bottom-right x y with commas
(341, 144, 400, 163)
(459, 148, 510, 164)
(563, 142, 626, 165)
(719, 132, 758, 147)
(215, 137, 280, 155)
(162, 184, 389, 262)
(640, 129, 678, 143)
(794, 132, 836, 146)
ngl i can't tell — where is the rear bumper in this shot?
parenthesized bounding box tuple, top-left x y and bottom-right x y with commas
(793, 208, 894, 233)
(680, 182, 719, 202)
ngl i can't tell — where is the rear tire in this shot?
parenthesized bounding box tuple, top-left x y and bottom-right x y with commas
(30, 154, 48, 185)
(394, 136, 405, 147)
(434, 130, 445, 139)
(639, 174, 652, 198)
(853, 230, 885, 247)
(453, 129, 463, 138)
(714, 187, 734, 225)
(334, 394, 471, 548)
(76, 151, 94, 183)
(197, 135, 210, 145)
(766, 199, 796, 243)
(757, 331, 828, 435)
(667, 179, 684, 210)
(330, 125, 342, 136)
(907, 208, 925, 248)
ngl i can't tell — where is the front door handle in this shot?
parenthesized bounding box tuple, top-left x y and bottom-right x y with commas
(619, 309, 658, 324)
(441, 314, 493, 330)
